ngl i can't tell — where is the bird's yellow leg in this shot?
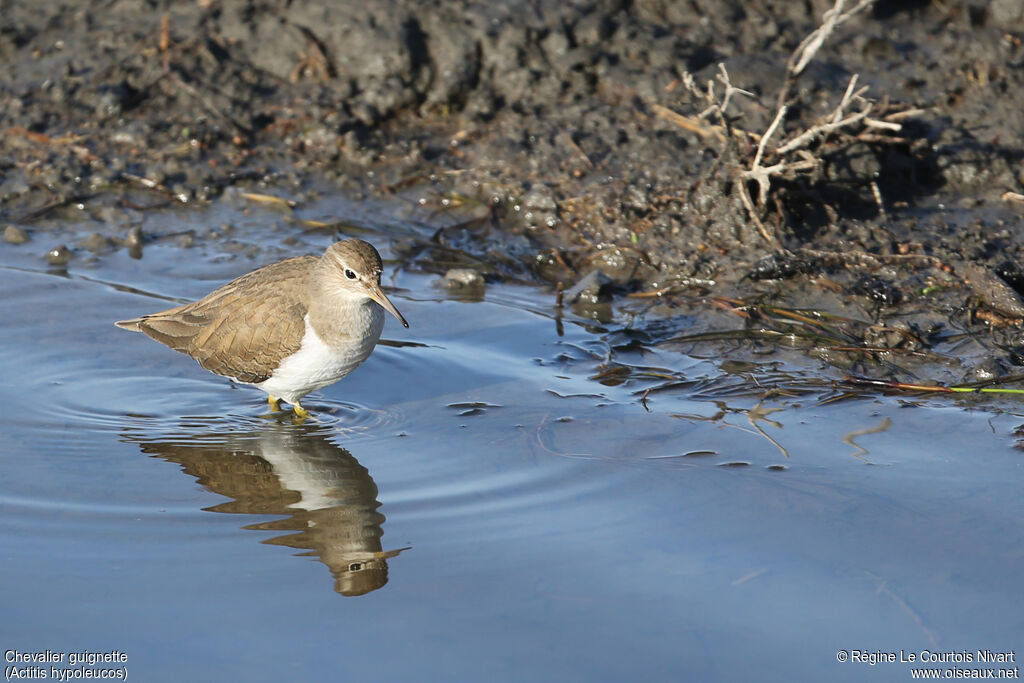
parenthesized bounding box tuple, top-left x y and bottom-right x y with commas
(292, 403, 311, 420)
(267, 395, 281, 411)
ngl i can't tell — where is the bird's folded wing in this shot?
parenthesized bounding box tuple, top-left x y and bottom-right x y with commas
(131, 256, 316, 383)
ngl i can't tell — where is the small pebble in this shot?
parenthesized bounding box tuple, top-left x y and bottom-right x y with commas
(564, 270, 613, 304)
(79, 232, 112, 254)
(46, 244, 72, 266)
(523, 184, 557, 212)
(3, 225, 29, 244)
(440, 268, 485, 291)
(584, 248, 641, 285)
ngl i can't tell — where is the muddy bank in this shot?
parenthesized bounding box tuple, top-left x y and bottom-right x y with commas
(4, 0, 1024, 381)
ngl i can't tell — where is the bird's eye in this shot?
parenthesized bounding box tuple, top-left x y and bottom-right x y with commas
(344, 268, 358, 280)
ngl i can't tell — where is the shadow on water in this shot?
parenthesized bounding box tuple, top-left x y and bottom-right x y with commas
(122, 419, 408, 597)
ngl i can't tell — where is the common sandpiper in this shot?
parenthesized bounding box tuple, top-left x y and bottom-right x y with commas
(116, 239, 408, 418)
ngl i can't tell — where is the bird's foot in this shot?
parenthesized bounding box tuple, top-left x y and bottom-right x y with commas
(292, 403, 311, 421)
(267, 395, 281, 412)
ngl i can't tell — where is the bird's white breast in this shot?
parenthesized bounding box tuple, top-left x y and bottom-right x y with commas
(255, 308, 384, 404)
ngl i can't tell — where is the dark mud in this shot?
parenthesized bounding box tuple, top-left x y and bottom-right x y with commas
(4, 0, 1024, 382)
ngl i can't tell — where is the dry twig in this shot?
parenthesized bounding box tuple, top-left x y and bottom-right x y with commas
(663, 0, 909, 248)
(787, 0, 877, 80)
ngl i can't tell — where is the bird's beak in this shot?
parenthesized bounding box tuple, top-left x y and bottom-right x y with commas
(368, 284, 409, 328)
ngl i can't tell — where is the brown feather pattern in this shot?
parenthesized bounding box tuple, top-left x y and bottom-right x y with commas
(117, 255, 317, 383)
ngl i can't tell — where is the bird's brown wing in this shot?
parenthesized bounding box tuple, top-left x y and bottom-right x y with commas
(117, 256, 316, 383)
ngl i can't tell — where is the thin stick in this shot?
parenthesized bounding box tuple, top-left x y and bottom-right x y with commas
(752, 105, 787, 171)
(788, 0, 877, 79)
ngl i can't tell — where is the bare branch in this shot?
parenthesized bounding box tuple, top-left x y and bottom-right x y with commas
(788, 0, 877, 79)
(775, 75, 873, 155)
(864, 118, 903, 132)
(737, 178, 780, 249)
(752, 105, 788, 171)
(658, 0, 911, 250)
(715, 63, 756, 116)
(743, 158, 820, 204)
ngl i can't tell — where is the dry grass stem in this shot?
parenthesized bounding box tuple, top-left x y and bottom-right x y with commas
(870, 180, 888, 221)
(652, 104, 726, 141)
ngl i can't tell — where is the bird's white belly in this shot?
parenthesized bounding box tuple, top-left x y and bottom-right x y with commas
(254, 312, 383, 403)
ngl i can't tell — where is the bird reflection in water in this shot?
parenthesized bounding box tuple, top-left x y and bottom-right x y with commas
(126, 420, 408, 596)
